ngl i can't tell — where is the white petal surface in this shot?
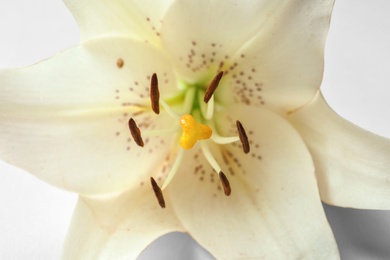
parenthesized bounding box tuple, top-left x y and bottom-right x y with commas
(0, 37, 177, 109)
(62, 186, 184, 260)
(64, 0, 174, 44)
(289, 93, 390, 209)
(169, 106, 338, 259)
(162, 0, 334, 113)
(218, 0, 335, 113)
(161, 0, 276, 81)
(0, 37, 179, 195)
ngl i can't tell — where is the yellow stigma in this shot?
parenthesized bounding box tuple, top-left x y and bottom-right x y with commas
(180, 114, 212, 149)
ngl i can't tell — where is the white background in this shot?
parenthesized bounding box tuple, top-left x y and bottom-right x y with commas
(0, 0, 390, 259)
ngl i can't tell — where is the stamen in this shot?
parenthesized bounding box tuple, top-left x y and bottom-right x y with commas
(150, 73, 160, 114)
(128, 118, 144, 147)
(160, 99, 180, 119)
(211, 134, 240, 144)
(201, 142, 232, 196)
(199, 92, 214, 120)
(200, 141, 222, 173)
(156, 86, 195, 120)
(150, 177, 166, 208)
(219, 171, 231, 196)
(209, 121, 240, 144)
(206, 95, 214, 119)
(204, 71, 223, 103)
(236, 120, 250, 154)
(139, 126, 180, 137)
(161, 148, 185, 190)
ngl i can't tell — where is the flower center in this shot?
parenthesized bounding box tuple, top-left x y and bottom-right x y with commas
(129, 72, 249, 208)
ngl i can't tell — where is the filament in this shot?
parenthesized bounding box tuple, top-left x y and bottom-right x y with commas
(160, 99, 180, 119)
(200, 141, 222, 173)
(162, 148, 185, 190)
(141, 126, 180, 137)
(211, 134, 239, 144)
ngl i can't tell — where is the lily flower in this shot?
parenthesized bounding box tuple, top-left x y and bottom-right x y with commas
(1, 0, 390, 259)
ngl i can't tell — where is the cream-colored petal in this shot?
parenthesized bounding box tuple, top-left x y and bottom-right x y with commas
(0, 37, 177, 109)
(289, 93, 390, 209)
(64, 0, 174, 44)
(218, 0, 334, 113)
(169, 106, 339, 259)
(161, 0, 279, 81)
(62, 185, 184, 260)
(0, 37, 180, 195)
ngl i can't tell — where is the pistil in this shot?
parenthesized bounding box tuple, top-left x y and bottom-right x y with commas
(179, 114, 212, 149)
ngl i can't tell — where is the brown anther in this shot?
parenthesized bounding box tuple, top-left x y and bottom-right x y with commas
(204, 71, 224, 103)
(219, 171, 231, 196)
(128, 118, 144, 147)
(236, 120, 250, 154)
(150, 73, 160, 114)
(150, 177, 166, 208)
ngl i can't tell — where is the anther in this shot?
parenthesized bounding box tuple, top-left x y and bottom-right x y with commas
(236, 120, 250, 154)
(128, 118, 144, 147)
(150, 177, 166, 208)
(204, 71, 224, 103)
(219, 171, 231, 196)
(150, 73, 160, 114)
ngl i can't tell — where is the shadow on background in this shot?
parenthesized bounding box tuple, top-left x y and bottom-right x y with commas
(324, 203, 390, 260)
(139, 205, 390, 260)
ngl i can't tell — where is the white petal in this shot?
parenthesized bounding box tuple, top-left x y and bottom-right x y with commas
(64, 0, 174, 44)
(161, 0, 334, 113)
(0, 37, 177, 111)
(0, 37, 180, 195)
(169, 106, 338, 259)
(161, 0, 279, 81)
(289, 93, 390, 209)
(62, 186, 184, 260)
(218, 0, 335, 113)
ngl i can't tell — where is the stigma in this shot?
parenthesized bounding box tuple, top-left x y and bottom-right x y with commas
(180, 114, 212, 149)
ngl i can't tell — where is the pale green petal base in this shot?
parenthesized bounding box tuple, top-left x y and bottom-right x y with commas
(289, 93, 390, 209)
